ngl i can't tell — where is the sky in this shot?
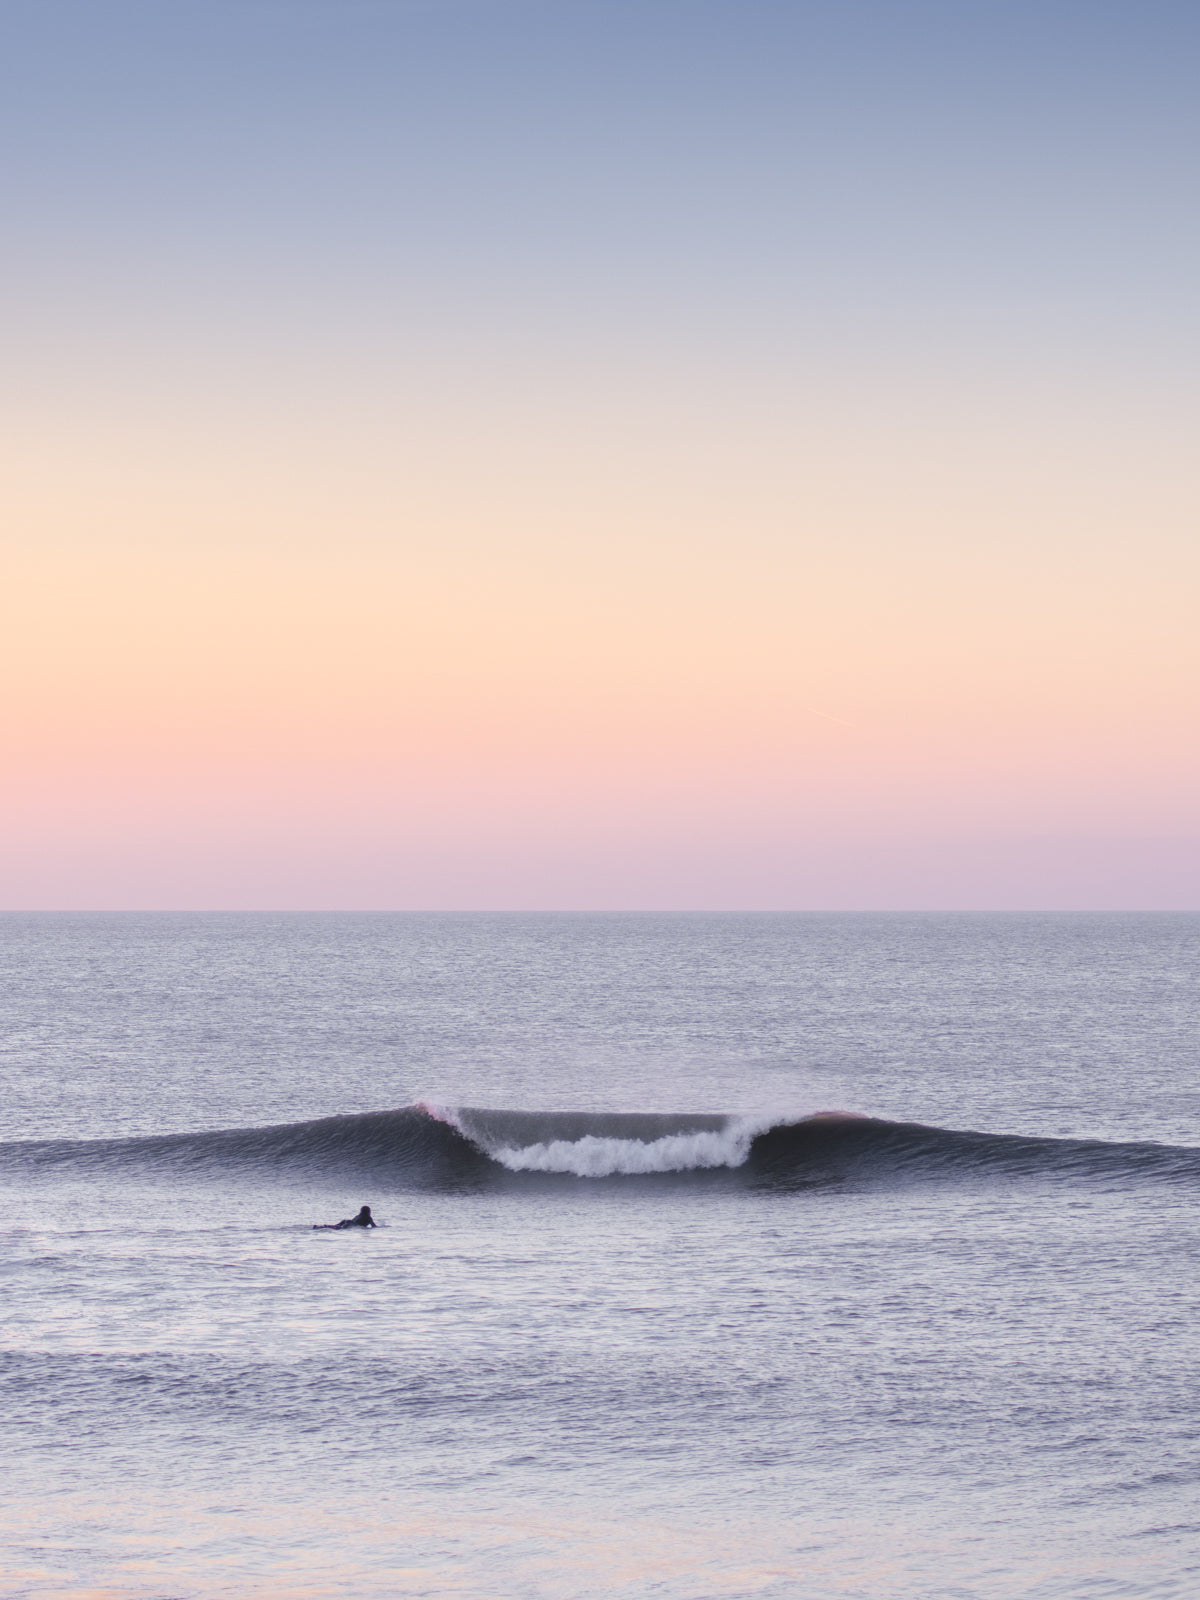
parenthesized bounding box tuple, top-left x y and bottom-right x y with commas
(2, 0, 1198, 909)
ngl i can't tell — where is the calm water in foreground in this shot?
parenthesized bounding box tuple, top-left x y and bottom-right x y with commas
(2, 912, 1199, 1600)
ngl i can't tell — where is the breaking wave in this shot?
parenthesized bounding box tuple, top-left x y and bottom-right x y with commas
(438, 1105, 778, 1176)
(3, 1103, 1200, 1191)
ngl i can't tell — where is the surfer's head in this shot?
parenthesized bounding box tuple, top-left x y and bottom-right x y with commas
(357, 1206, 373, 1221)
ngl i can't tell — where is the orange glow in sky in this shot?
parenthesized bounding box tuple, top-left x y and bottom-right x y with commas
(3, 3, 1197, 906)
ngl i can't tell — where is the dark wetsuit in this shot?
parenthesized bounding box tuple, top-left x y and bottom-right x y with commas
(314, 1205, 377, 1230)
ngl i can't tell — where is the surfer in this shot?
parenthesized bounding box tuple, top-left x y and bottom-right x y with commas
(313, 1205, 377, 1230)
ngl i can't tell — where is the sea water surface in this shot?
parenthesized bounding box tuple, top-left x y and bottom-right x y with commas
(2, 912, 1199, 1599)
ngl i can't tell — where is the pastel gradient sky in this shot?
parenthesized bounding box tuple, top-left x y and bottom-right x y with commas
(3, 0, 1198, 908)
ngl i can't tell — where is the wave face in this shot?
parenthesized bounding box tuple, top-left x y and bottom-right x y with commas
(4, 1104, 1200, 1191)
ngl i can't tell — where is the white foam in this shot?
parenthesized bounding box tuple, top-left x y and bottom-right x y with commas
(491, 1119, 771, 1177)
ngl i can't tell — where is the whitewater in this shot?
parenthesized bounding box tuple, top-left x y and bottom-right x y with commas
(3, 911, 1200, 1600)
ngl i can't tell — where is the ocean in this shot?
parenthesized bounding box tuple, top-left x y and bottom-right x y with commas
(2, 911, 1198, 1599)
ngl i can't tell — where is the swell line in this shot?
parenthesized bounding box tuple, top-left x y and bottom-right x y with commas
(2, 1104, 1198, 1190)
